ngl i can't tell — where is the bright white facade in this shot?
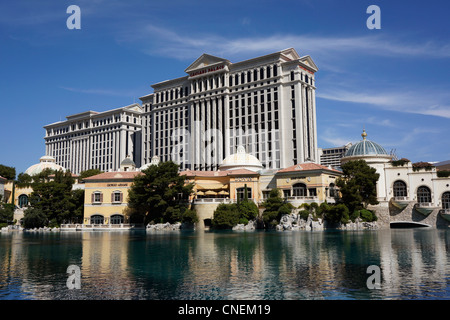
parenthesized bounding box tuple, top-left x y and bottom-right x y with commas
(44, 104, 142, 174)
(341, 130, 450, 226)
(139, 48, 319, 172)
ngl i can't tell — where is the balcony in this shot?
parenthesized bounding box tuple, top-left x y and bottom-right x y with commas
(414, 202, 437, 216)
(439, 209, 450, 222)
(391, 196, 410, 210)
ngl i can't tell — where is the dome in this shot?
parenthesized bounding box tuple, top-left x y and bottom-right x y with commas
(140, 156, 160, 171)
(25, 155, 66, 176)
(120, 155, 136, 171)
(220, 146, 263, 172)
(344, 130, 389, 157)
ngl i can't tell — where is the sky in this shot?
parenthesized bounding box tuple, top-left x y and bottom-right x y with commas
(1, 0, 449, 176)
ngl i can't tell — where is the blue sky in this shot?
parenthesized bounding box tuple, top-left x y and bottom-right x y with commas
(1, 0, 449, 176)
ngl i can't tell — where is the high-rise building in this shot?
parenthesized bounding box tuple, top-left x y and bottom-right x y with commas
(43, 104, 142, 174)
(139, 48, 319, 171)
(318, 143, 352, 170)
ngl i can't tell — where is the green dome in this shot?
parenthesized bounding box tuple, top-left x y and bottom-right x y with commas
(345, 130, 389, 157)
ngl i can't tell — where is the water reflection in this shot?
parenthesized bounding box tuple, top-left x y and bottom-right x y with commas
(0, 229, 449, 300)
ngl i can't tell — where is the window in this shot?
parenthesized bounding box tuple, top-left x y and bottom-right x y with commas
(18, 194, 28, 208)
(90, 215, 104, 225)
(92, 192, 103, 204)
(110, 214, 124, 224)
(283, 189, 291, 198)
(329, 183, 336, 198)
(112, 191, 123, 203)
(236, 187, 252, 201)
(417, 186, 431, 204)
(292, 183, 307, 197)
(442, 192, 450, 210)
(393, 180, 407, 198)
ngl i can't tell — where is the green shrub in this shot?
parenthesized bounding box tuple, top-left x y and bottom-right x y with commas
(181, 208, 198, 224)
(299, 209, 310, 220)
(239, 217, 249, 225)
(437, 170, 450, 178)
(360, 209, 377, 222)
(212, 203, 240, 229)
(325, 203, 350, 225)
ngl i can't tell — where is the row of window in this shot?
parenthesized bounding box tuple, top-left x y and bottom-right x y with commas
(91, 191, 123, 204)
(393, 181, 450, 207)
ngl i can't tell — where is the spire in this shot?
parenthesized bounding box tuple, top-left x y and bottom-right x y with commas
(361, 129, 367, 140)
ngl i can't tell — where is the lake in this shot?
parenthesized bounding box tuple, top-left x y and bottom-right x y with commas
(0, 228, 449, 300)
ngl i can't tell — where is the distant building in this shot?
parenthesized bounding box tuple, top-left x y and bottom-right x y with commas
(318, 143, 352, 170)
(43, 104, 142, 175)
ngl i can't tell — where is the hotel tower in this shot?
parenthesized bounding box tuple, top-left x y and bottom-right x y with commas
(139, 48, 319, 171)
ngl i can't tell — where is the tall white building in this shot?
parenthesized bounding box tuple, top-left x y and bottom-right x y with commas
(43, 104, 142, 174)
(139, 48, 319, 171)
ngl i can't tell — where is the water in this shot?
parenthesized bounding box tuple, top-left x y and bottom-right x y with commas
(0, 229, 449, 300)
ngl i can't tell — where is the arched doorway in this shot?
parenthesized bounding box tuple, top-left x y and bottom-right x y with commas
(442, 192, 450, 210)
(417, 186, 431, 204)
(18, 194, 28, 208)
(110, 214, 124, 224)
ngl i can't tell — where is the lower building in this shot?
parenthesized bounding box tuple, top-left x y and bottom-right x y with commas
(341, 130, 450, 228)
(81, 157, 141, 228)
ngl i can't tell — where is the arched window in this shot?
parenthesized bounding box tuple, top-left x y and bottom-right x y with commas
(110, 214, 124, 225)
(393, 180, 407, 198)
(442, 192, 450, 210)
(417, 186, 431, 204)
(18, 194, 28, 208)
(90, 215, 104, 225)
(292, 183, 307, 197)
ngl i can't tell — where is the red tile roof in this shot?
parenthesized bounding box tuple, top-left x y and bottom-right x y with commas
(277, 163, 342, 174)
(0, 175, 6, 181)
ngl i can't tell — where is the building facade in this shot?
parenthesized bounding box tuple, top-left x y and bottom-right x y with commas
(139, 48, 319, 172)
(341, 130, 450, 228)
(43, 104, 142, 174)
(318, 143, 352, 170)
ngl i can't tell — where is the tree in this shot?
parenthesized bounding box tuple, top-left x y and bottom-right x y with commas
(261, 188, 293, 228)
(28, 170, 75, 225)
(324, 203, 350, 225)
(23, 207, 47, 229)
(211, 203, 240, 229)
(127, 161, 193, 224)
(336, 160, 380, 212)
(0, 164, 16, 181)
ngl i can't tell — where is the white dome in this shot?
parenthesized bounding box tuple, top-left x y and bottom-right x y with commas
(140, 156, 160, 171)
(220, 146, 263, 172)
(25, 155, 66, 176)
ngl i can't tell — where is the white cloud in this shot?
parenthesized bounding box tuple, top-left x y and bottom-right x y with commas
(317, 89, 450, 119)
(119, 24, 450, 62)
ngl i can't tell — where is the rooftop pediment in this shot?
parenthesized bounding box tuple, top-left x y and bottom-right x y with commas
(184, 53, 230, 75)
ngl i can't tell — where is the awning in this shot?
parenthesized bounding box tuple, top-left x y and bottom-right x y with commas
(196, 183, 228, 190)
(196, 190, 205, 196)
(205, 190, 217, 195)
(218, 190, 229, 195)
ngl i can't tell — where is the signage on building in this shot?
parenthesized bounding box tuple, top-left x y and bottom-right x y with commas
(189, 65, 225, 78)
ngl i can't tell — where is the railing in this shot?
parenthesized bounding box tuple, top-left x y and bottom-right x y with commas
(193, 198, 254, 204)
(393, 196, 409, 201)
(416, 202, 435, 208)
(61, 223, 138, 229)
(286, 196, 318, 201)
